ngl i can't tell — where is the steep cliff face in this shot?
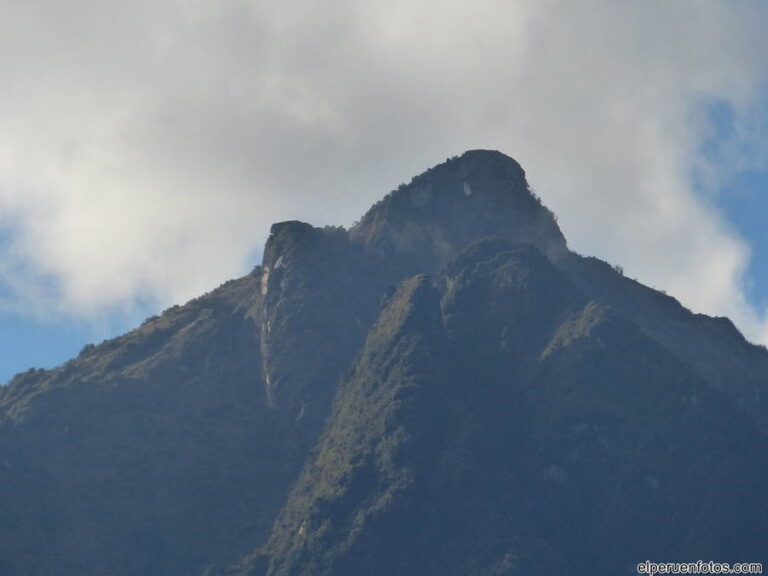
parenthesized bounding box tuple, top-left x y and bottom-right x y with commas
(351, 150, 567, 275)
(1, 150, 767, 576)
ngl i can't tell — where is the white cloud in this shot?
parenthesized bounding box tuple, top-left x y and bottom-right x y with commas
(1, 0, 768, 341)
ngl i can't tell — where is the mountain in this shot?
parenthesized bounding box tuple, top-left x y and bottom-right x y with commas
(1, 150, 766, 576)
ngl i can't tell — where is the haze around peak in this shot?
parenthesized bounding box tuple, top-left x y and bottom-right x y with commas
(2, 1, 768, 382)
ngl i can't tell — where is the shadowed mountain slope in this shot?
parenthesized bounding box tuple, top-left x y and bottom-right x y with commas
(1, 150, 766, 576)
(243, 241, 768, 576)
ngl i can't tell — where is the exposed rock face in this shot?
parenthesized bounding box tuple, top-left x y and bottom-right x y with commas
(1, 151, 766, 576)
(351, 150, 568, 274)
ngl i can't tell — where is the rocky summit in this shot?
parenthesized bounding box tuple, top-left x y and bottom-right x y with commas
(1, 150, 767, 576)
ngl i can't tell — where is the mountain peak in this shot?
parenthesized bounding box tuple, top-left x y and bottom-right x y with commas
(444, 148, 526, 173)
(350, 150, 567, 273)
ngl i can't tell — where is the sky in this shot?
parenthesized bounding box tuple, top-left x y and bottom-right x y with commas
(2, 1, 768, 383)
